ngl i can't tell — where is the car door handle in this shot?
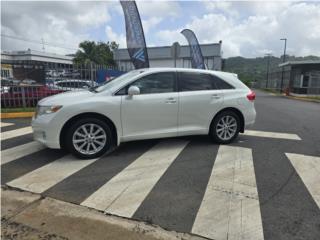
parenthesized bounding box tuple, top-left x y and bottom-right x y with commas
(211, 94, 221, 99)
(165, 98, 177, 103)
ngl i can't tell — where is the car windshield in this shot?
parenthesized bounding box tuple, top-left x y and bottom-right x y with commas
(93, 70, 145, 93)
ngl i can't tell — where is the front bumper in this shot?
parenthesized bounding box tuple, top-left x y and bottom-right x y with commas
(32, 114, 61, 149)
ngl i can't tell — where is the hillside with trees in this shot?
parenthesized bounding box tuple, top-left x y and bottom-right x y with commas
(223, 55, 320, 86)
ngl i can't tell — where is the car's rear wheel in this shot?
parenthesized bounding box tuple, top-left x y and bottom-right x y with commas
(211, 111, 240, 144)
(66, 118, 112, 159)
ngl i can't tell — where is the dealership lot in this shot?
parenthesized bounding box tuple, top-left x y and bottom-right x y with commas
(1, 90, 320, 240)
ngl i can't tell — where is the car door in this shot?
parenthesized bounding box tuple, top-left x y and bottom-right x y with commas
(177, 71, 224, 135)
(119, 71, 179, 141)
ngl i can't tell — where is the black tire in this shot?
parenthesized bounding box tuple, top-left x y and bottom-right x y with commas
(65, 117, 113, 159)
(210, 110, 240, 144)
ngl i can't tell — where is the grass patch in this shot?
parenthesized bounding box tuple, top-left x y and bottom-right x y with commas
(261, 88, 320, 102)
(292, 96, 320, 101)
(261, 88, 281, 95)
(1, 107, 35, 113)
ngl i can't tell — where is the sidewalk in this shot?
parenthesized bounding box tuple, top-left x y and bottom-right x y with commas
(259, 89, 320, 103)
(1, 187, 204, 240)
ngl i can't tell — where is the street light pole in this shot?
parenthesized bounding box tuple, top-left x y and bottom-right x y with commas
(265, 53, 271, 88)
(280, 38, 287, 93)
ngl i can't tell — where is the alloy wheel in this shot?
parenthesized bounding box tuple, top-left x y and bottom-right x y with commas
(72, 123, 107, 155)
(216, 115, 238, 141)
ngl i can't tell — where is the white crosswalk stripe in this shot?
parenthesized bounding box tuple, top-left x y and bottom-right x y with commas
(192, 146, 264, 240)
(3, 125, 315, 239)
(81, 139, 188, 217)
(1, 122, 14, 127)
(242, 130, 301, 140)
(1, 141, 46, 165)
(1, 126, 33, 141)
(286, 153, 320, 208)
(7, 155, 99, 193)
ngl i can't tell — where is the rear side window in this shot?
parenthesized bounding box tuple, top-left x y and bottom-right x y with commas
(179, 72, 215, 91)
(212, 76, 234, 89)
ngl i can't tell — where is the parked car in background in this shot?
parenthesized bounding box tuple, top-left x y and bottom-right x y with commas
(1, 78, 21, 86)
(32, 68, 256, 159)
(51, 79, 98, 91)
(1, 85, 10, 93)
(1, 85, 63, 108)
(21, 79, 37, 85)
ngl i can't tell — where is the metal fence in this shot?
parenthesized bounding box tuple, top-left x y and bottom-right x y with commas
(258, 68, 320, 95)
(1, 63, 121, 109)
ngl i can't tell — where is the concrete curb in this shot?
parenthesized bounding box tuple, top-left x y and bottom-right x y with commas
(260, 89, 320, 103)
(1, 187, 206, 240)
(0, 112, 34, 119)
(286, 95, 320, 103)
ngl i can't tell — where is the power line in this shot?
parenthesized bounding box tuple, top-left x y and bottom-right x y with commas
(1, 34, 79, 51)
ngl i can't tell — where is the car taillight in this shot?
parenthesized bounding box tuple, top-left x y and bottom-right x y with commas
(247, 90, 256, 101)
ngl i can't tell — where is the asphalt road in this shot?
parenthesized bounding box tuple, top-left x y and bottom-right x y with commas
(1, 90, 320, 240)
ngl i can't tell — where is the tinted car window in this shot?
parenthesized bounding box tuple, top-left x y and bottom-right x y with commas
(213, 76, 234, 89)
(118, 72, 176, 95)
(179, 72, 215, 91)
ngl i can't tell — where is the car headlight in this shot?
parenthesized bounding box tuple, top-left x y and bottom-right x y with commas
(36, 105, 62, 117)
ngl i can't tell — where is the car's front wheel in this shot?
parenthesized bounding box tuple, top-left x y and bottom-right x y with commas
(66, 118, 112, 159)
(211, 111, 240, 144)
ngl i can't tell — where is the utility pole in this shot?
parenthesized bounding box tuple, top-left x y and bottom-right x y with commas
(41, 38, 45, 52)
(265, 53, 272, 88)
(280, 38, 287, 93)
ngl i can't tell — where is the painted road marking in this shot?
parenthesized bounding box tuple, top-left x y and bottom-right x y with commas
(1, 141, 45, 166)
(7, 155, 99, 193)
(192, 146, 264, 240)
(81, 139, 188, 217)
(1, 122, 14, 127)
(1, 126, 33, 141)
(242, 130, 301, 140)
(286, 153, 320, 208)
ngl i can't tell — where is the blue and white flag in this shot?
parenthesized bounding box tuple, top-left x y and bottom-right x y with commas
(120, 1, 149, 69)
(181, 29, 205, 69)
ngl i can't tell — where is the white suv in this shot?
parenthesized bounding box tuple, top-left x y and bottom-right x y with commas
(32, 68, 256, 159)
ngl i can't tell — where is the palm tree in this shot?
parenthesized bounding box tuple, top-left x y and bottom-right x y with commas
(73, 41, 118, 66)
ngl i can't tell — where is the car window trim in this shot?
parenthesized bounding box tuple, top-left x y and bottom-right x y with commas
(211, 75, 235, 90)
(114, 71, 178, 96)
(177, 71, 218, 92)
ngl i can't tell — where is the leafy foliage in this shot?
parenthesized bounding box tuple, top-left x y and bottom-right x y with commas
(73, 41, 119, 66)
(223, 55, 320, 85)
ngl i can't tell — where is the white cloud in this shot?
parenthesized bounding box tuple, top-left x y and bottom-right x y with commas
(1, 1, 115, 54)
(156, 1, 320, 57)
(142, 17, 162, 33)
(1, 1, 319, 58)
(105, 26, 126, 48)
(136, 0, 181, 18)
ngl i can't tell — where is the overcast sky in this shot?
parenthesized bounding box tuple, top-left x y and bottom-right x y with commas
(1, 0, 320, 58)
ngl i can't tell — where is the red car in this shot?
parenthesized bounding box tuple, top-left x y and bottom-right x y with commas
(1, 85, 64, 108)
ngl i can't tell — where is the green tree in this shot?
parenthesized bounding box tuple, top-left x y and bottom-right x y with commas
(73, 41, 119, 66)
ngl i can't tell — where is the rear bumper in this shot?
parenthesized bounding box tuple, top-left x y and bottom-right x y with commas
(244, 106, 256, 127)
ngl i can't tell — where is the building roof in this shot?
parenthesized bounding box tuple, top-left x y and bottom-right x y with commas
(279, 60, 320, 67)
(1, 49, 73, 64)
(113, 43, 222, 61)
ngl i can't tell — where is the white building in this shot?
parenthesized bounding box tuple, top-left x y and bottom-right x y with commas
(1, 49, 73, 82)
(1, 49, 73, 67)
(113, 42, 223, 72)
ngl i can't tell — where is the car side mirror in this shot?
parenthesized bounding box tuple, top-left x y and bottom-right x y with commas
(128, 86, 140, 96)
